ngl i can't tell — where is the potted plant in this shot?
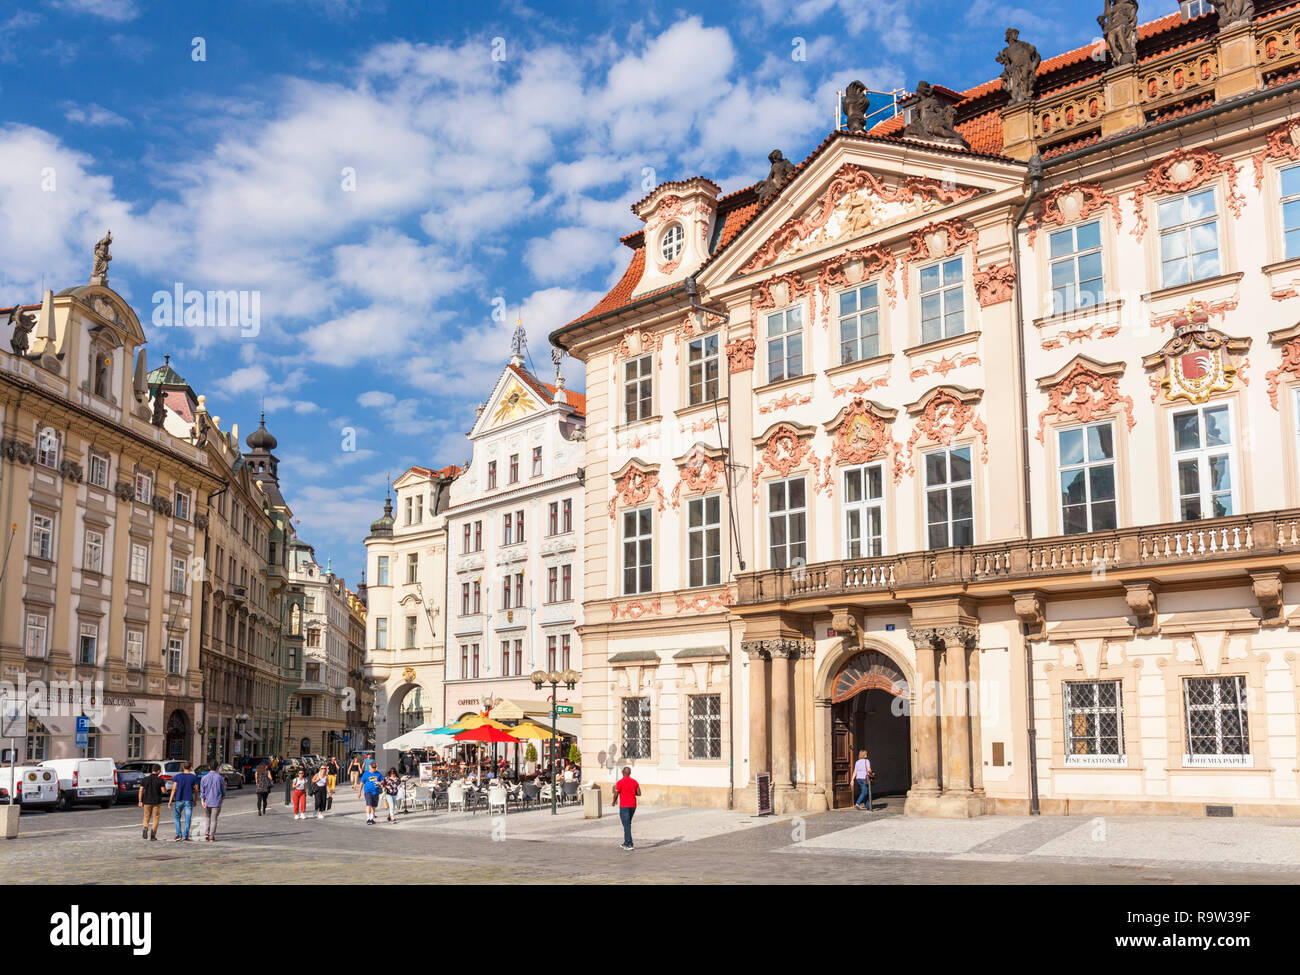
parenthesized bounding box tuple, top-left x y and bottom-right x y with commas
(568, 743, 581, 766)
(525, 743, 538, 774)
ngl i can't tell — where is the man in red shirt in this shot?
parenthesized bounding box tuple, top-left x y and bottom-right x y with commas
(612, 766, 640, 851)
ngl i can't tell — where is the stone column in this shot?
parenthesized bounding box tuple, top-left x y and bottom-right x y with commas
(770, 643, 794, 794)
(905, 628, 941, 799)
(938, 626, 975, 799)
(809, 696, 831, 813)
(743, 643, 770, 781)
(968, 639, 985, 797)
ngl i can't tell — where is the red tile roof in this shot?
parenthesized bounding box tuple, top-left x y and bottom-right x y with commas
(507, 362, 586, 416)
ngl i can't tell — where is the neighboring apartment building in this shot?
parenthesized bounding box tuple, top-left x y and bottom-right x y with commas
(0, 262, 218, 764)
(346, 585, 372, 755)
(443, 341, 586, 759)
(286, 538, 350, 759)
(186, 402, 281, 766)
(554, 4, 1300, 816)
(364, 466, 458, 769)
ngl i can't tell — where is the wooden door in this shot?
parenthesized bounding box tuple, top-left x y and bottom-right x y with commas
(831, 705, 853, 808)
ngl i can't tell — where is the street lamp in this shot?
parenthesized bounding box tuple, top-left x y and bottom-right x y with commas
(531, 667, 578, 816)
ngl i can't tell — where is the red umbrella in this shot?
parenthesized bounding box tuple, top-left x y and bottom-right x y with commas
(454, 726, 520, 782)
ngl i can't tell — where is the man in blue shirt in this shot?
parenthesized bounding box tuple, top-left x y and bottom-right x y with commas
(168, 763, 199, 841)
(200, 764, 227, 841)
(360, 761, 383, 824)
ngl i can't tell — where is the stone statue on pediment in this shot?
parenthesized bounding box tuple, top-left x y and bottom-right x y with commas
(756, 150, 797, 203)
(1098, 0, 1138, 68)
(842, 80, 869, 134)
(7, 304, 36, 355)
(92, 230, 113, 285)
(1211, 0, 1254, 28)
(997, 28, 1040, 105)
(903, 81, 968, 148)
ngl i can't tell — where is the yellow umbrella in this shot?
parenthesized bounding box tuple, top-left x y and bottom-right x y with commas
(507, 721, 561, 740)
(448, 714, 512, 732)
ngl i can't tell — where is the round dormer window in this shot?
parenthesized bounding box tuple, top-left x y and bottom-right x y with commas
(660, 222, 684, 262)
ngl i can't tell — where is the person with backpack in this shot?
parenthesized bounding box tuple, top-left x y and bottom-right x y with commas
(255, 762, 273, 815)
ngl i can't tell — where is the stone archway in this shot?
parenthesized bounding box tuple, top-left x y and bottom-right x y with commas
(814, 639, 917, 810)
(165, 709, 190, 762)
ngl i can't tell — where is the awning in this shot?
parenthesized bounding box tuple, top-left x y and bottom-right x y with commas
(490, 699, 527, 721)
(39, 716, 76, 737)
(383, 723, 455, 751)
(554, 717, 581, 738)
(240, 729, 263, 743)
(130, 711, 160, 735)
(87, 715, 115, 734)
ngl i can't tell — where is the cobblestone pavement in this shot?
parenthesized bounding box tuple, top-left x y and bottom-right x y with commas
(7, 789, 1299, 884)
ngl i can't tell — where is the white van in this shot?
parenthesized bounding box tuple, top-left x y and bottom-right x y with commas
(38, 758, 116, 810)
(1, 766, 59, 811)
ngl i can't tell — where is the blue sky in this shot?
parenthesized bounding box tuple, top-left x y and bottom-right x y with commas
(0, 0, 1121, 582)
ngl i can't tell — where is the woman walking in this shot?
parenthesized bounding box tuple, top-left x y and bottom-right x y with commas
(381, 767, 401, 823)
(255, 762, 273, 816)
(851, 750, 873, 811)
(313, 764, 330, 820)
(292, 767, 309, 820)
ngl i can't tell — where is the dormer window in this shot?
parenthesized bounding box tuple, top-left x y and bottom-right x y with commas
(661, 223, 685, 263)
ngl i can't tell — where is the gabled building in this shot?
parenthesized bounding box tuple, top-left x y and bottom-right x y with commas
(554, 2, 1300, 817)
(442, 336, 586, 758)
(364, 465, 458, 769)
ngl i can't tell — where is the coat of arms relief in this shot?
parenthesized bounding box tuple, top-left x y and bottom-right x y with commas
(1141, 302, 1250, 405)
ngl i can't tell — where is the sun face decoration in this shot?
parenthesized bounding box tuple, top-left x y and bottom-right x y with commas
(490, 381, 540, 425)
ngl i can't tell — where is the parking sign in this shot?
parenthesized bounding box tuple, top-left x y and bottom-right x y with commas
(75, 715, 89, 749)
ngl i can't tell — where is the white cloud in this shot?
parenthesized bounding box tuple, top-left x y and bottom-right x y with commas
(48, 0, 139, 22)
(63, 103, 131, 128)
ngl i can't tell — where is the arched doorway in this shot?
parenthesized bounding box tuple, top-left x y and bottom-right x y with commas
(165, 710, 189, 761)
(398, 687, 429, 734)
(830, 650, 911, 808)
(299, 737, 311, 755)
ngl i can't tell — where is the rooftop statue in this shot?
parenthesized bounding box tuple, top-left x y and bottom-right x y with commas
(1098, 0, 1139, 69)
(756, 150, 797, 203)
(996, 28, 1040, 105)
(7, 304, 36, 356)
(903, 81, 969, 148)
(842, 80, 869, 134)
(91, 230, 113, 284)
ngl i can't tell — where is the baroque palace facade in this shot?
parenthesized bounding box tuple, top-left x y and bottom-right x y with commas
(553, 1, 1300, 816)
(1, 242, 340, 765)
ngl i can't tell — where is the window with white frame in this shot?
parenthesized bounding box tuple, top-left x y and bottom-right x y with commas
(36, 428, 58, 468)
(532, 446, 543, 477)
(1064, 680, 1125, 764)
(919, 257, 964, 344)
(406, 552, 418, 584)
(1172, 403, 1234, 520)
(924, 446, 974, 548)
(624, 354, 653, 423)
(766, 307, 803, 383)
(687, 494, 722, 587)
(405, 615, 418, 648)
(689, 694, 722, 760)
(166, 637, 183, 675)
(126, 628, 144, 669)
(129, 542, 148, 583)
(25, 612, 47, 658)
(768, 476, 807, 569)
(1184, 675, 1250, 762)
(1049, 220, 1104, 314)
(661, 223, 684, 262)
(134, 471, 153, 504)
(1282, 164, 1300, 260)
(78, 622, 98, 665)
(31, 514, 53, 560)
(622, 697, 651, 759)
(174, 490, 191, 521)
(89, 453, 109, 488)
(1158, 187, 1220, 287)
(171, 556, 187, 593)
(1058, 421, 1116, 534)
(838, 283, 880, 364)
(375, 617, 388, 650)
(1180, 0, 1210, 19)
(843, 463, 885, 558)
(688, 333, 720, 405)
(376, 556, 389, 586)
(622, 506, 653, 595)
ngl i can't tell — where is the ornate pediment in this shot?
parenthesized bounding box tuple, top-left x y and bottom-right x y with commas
(738, 163, 980, 275)
(484, 375, 543, 429)
(608, 457, 664, 520)
(824, 397, 903, 480)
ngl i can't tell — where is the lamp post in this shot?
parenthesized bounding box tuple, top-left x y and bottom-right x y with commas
(530, 668, 578, 816)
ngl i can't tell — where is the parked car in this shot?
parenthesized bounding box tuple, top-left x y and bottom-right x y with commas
(195, 763, 244, 789)
(3, 766, 59, 811)
(39, 757, 116, 810)
(116, 760, 186, 802)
